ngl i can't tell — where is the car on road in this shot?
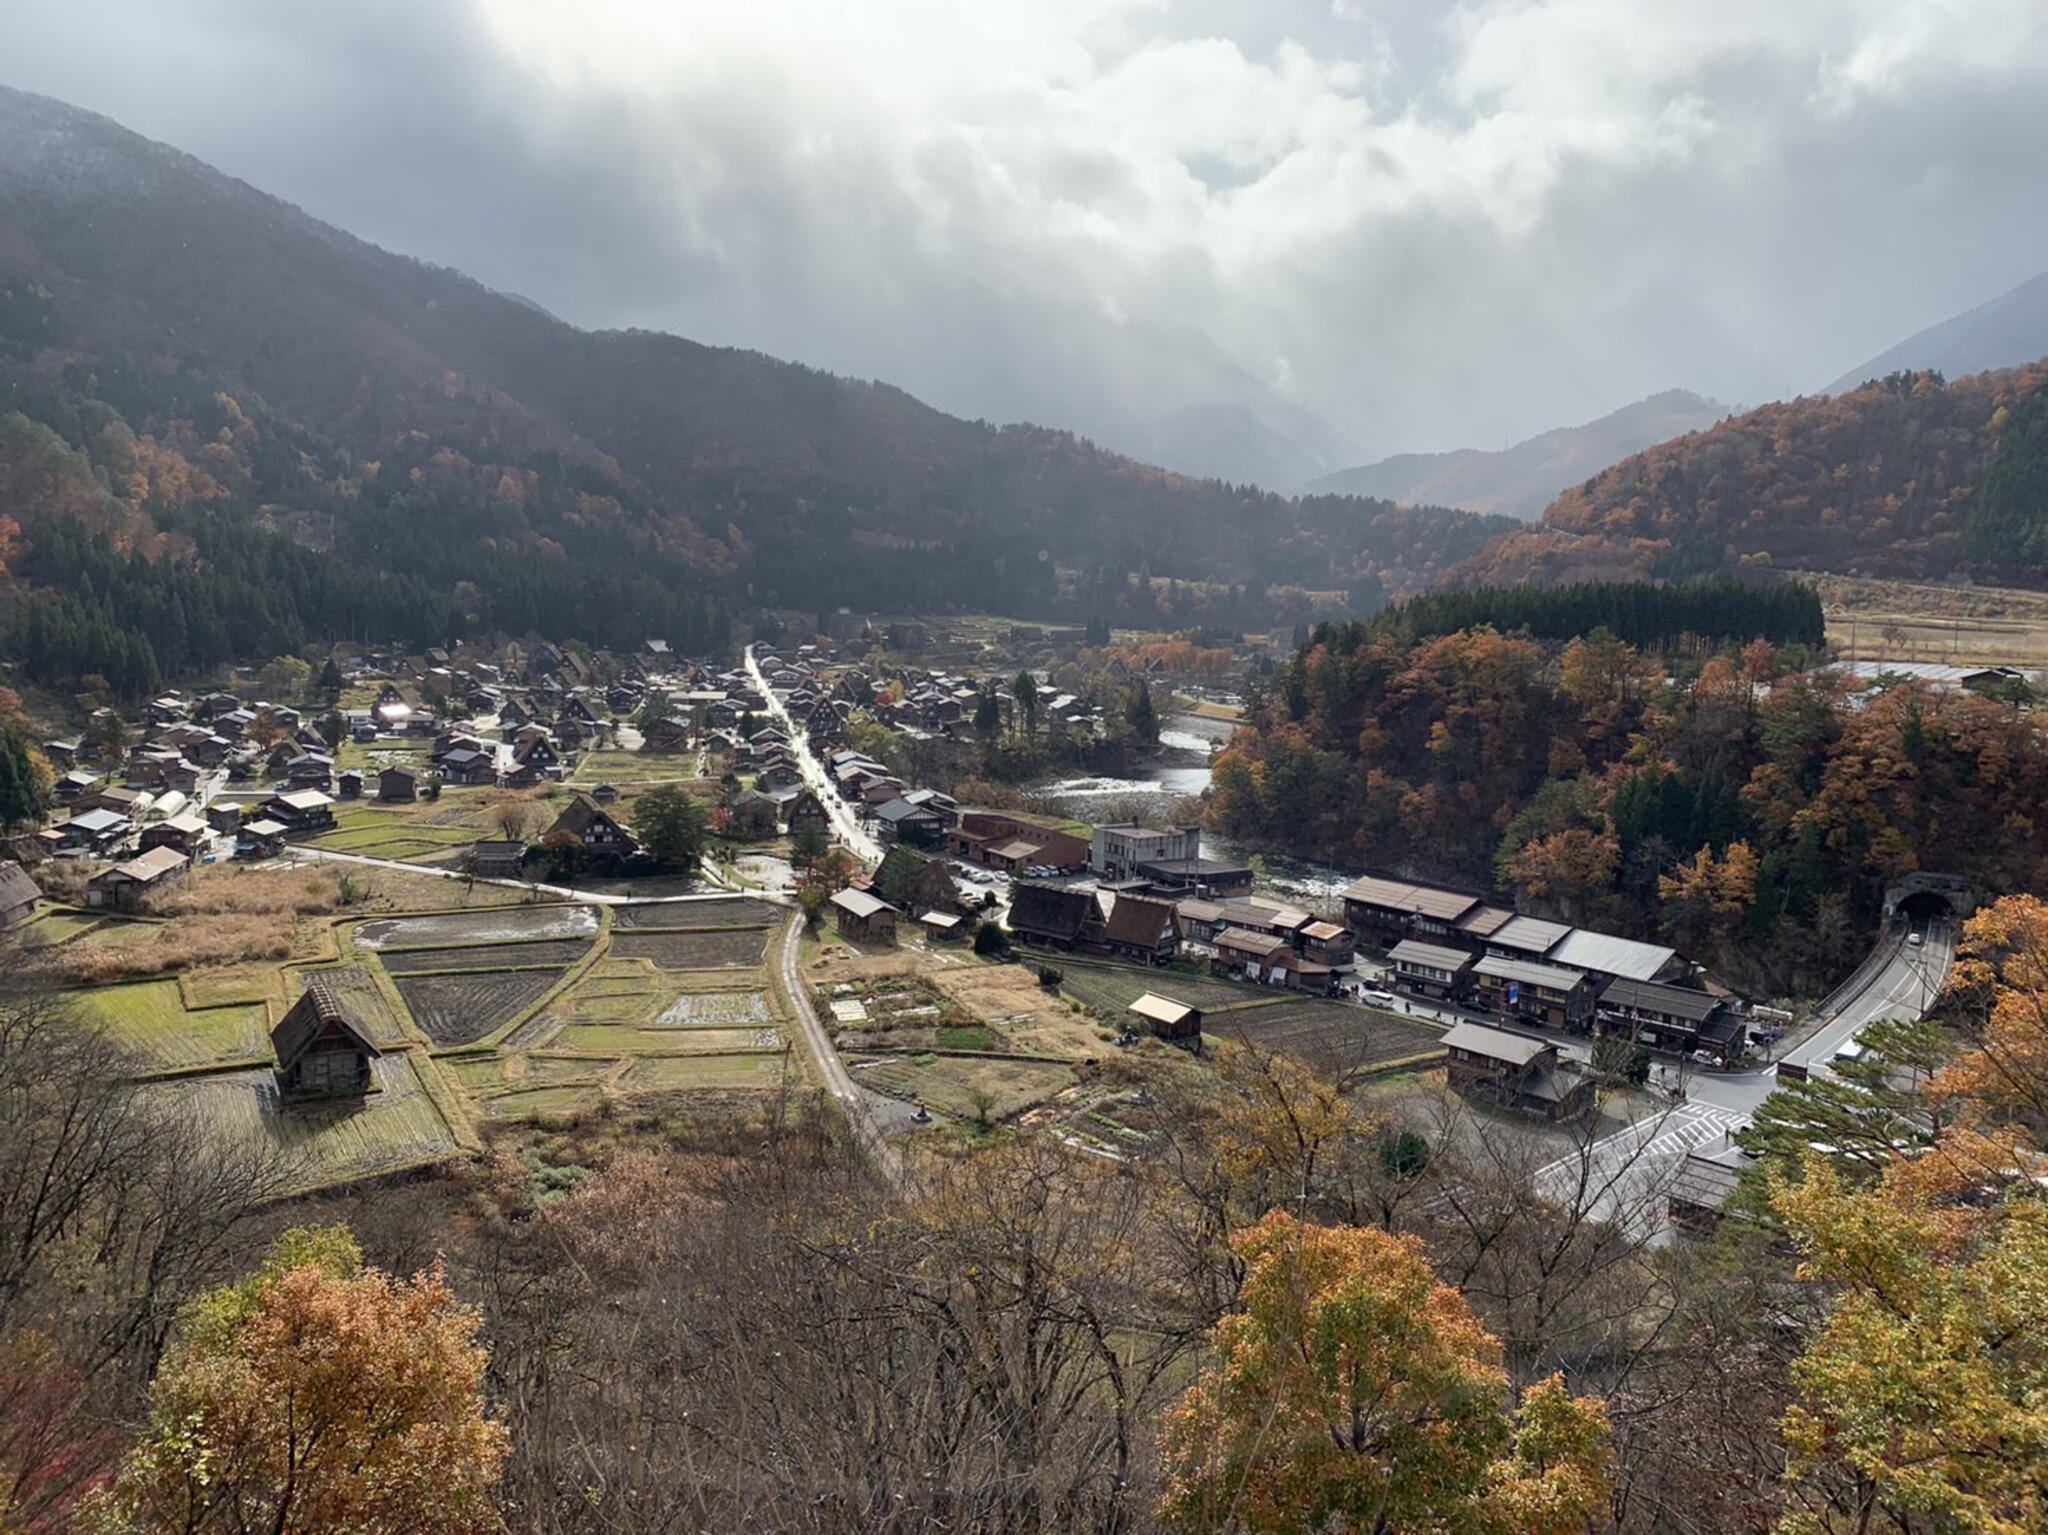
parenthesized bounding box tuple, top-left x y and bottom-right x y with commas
(1360, 988, 1397, 1008)
(1907, 931, 1924, 947)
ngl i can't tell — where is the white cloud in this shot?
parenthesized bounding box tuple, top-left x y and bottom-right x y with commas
(8, 0, 2048, 471)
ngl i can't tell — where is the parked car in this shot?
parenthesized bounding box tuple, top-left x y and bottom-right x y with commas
(1361, 989, 1397, 1008)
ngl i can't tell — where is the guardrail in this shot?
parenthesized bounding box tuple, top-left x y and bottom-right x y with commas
(1809, 920, 1907, 1024)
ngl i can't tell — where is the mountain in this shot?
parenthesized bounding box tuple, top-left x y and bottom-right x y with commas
(1452, 363, 2048, 588)
(0, 82, 1514, 693)
(1119, 402, 1334, 493)
(1301, 390, 1730, 519)
(1824, 270, 2048, 396)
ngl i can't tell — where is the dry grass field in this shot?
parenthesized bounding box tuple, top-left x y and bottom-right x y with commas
(1812, 573, 2048, 670)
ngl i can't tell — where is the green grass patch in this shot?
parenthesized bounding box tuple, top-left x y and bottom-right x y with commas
(69, 982, 272, 1070)
(178, 965, 283, 1010)
(936, 1025, 994, 1051)
(22, 911, 102, 947)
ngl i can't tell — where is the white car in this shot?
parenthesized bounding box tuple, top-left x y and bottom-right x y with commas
(1361, 989, 1397, 1008)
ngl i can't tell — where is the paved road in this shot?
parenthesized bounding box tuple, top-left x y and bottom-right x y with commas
(743, 645, 881, 867)
(1537, 917, 1955, 1232)
(775, 912, 902, 1182)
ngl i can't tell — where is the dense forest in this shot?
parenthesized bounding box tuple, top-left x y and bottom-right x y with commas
(0, 84, 1510, 664)
(1362, 576, 1824, 652)
(1211, 617, 2048, 994)
(1456, 363, 2048, 587)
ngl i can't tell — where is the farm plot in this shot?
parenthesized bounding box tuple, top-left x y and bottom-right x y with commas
(377, 938, 595, 974)
(613, 899, 781, 930)
(68, 982, 273, 1072)
(652, 991, 773, 1027)
(149, 1052, 459, 1192)
(445, 1053, 614, 1094)
(178, 964, 284, 1009)
(300, 963, 411, 1046)
(619, 1054, 792, 1092)
(1057, 959, 1281, 1018)
(352, 905, 599, 950)
(1213, 1000, 1445, 1079)
(854, 1055, 1076, 1121)
(480, 1084, 607, 1121)
(393, 969, 565, 1046)
(611, 927, 768, 969)
(553, 1024, 783, 1056)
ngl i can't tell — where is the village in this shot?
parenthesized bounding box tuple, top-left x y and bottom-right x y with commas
(0, 614, 1911, 1242)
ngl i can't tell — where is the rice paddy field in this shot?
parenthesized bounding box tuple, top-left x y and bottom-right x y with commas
(149, 1053, 461, 1191)
(68, 981, 274, 1071)
(611, 927, 770, 969)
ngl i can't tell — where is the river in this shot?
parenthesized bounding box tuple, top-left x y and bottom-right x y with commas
(1029, 712, 1365, 909)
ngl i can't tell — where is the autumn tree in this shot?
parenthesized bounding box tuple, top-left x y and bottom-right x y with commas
(1159, 1211, 1609, 1535)
(98, 1226, 505, 1535)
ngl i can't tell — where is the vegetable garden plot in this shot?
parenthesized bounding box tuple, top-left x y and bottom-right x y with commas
(377, 938, 594, 973)
(652, 991, 773, 1027)
(611, 928, 769, 969)
(613, 899, 781, 930)
(353, 905, 599, 950)
(153, 1053, 459, 1192)
(393, 969, 565, 1046)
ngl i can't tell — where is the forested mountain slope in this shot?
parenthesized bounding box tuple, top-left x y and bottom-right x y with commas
(0, 82, 1509, 680)
(1455, 364, 2048, 587)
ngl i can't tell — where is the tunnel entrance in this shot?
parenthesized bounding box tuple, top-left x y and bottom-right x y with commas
(1885, 874, 1975, 925)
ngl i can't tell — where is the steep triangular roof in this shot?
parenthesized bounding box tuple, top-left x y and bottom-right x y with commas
(1102, 893, 1176, 948)
(270, 981, 381, 1070)
(1007, 882, 1100, 941)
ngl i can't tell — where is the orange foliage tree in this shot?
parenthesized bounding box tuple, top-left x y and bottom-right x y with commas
(96, 1226, 505, 1535)
(1159, 1211, 1609, 1535)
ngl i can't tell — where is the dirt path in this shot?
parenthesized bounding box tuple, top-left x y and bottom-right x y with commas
(775, 913, 902, 1183)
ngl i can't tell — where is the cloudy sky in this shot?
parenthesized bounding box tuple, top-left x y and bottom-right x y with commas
(9, 0, 2048, 476)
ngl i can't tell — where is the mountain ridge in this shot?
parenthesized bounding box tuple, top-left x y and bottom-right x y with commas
(0, 80, 1516, 658)
(1823, 268, 2048, 396)
(1301, 389, 1730, 519)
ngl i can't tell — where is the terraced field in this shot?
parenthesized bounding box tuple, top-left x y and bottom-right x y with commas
(618, 1055, 792, 1091)
(353, 905, 599, 949)
(67, 982, 273, 1071)
(393, 970, 565, 1046)
(152, 1053, 460, 1190)
(378, 938, 595, 974)
(611, 927, 769, 969)
(553, 1023, 783, 1056)
(613, 899, 781, 929)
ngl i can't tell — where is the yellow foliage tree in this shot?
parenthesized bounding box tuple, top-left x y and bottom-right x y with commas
(1159, 1211, 1609, 1535)
(95, 1226, 505, 1534)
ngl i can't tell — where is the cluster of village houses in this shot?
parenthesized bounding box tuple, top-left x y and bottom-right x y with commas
(8, 630, 1769, 1125)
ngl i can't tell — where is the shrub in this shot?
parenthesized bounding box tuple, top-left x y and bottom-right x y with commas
(972, 922, 1009, 957)
(1036, 965, 1064, 988)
